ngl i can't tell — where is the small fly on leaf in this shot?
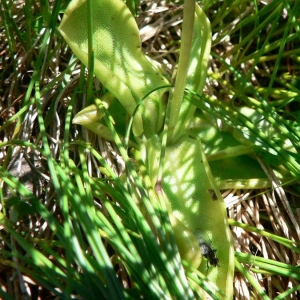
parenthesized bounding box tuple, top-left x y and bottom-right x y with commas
(199, 239, 219, 267)
(195, 229, 220, 270)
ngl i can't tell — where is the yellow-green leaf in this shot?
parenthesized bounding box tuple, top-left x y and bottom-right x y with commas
(59, 0, 169, 137)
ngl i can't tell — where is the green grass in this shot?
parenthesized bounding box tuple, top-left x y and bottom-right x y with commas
(1, 0, 300, 299)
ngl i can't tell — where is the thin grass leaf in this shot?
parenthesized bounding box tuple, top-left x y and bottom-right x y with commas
(235, 258, 270, 300)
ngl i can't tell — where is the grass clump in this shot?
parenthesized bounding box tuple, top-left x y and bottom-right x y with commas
(1, 0, 300, 299)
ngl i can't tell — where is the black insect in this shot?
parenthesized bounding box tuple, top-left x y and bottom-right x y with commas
(195, 229, 220, 270)
(199, 238, 219, 268)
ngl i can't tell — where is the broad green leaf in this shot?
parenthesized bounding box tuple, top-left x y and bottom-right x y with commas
(59, 0, 169, 137)
(72, 92, 115, 125)
(162, 136, 234, 298)
(190, 114, 272, 189)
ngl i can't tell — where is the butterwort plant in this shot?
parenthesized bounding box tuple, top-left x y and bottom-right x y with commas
(59, 0, 234, 297)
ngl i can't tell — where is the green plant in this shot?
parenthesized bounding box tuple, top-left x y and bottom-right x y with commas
(58, 0, 234, 298)
(1, 0, 300, 299)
